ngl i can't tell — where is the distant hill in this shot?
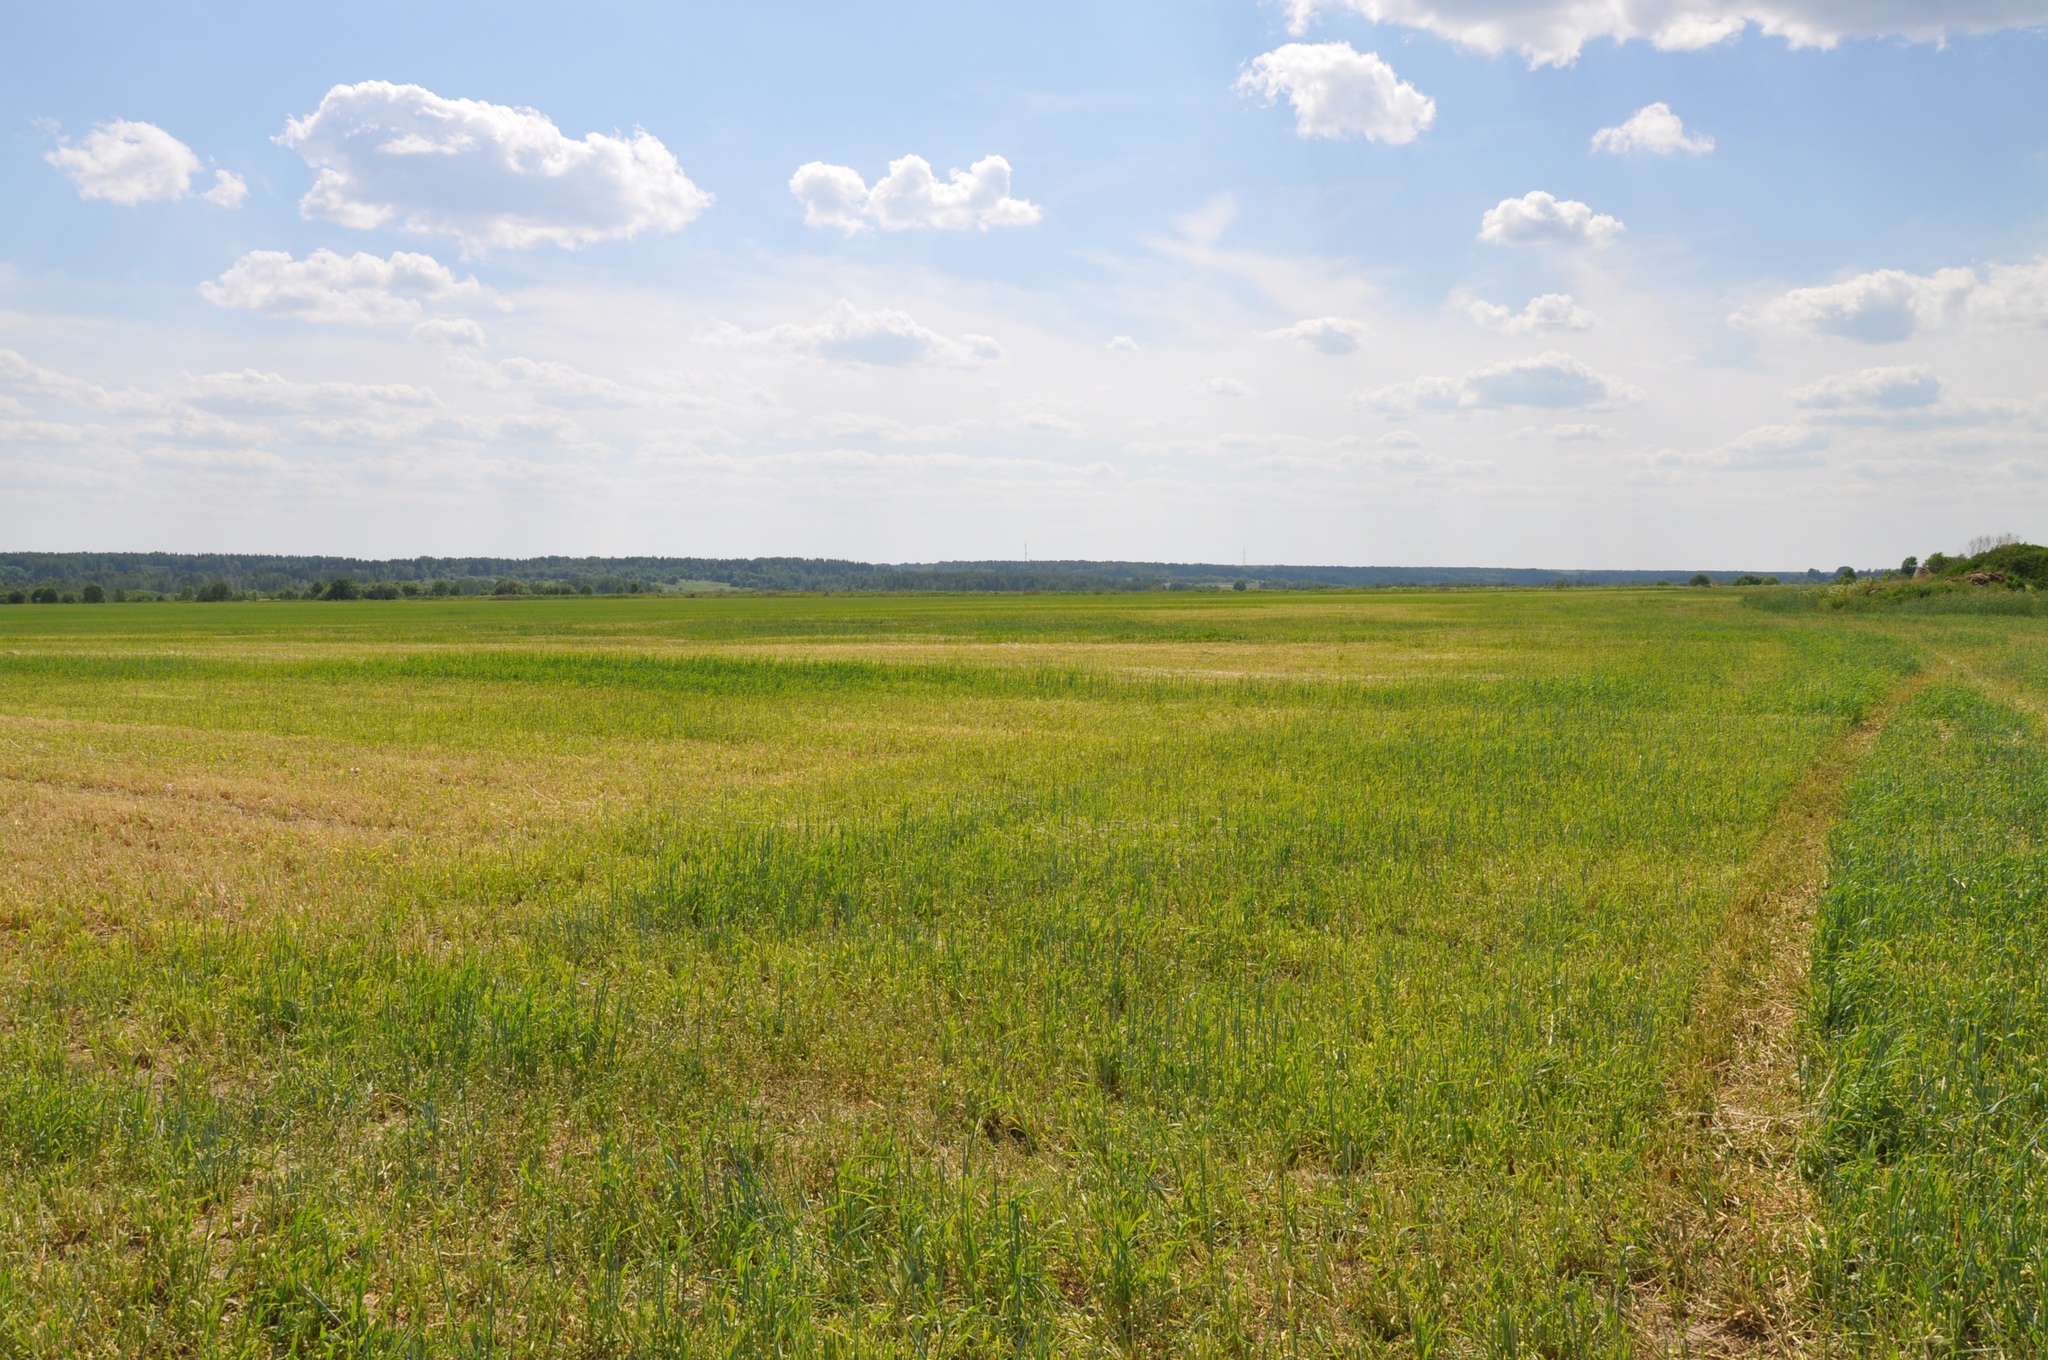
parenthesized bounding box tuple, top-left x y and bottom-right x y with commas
(0, 551, 1834, 595)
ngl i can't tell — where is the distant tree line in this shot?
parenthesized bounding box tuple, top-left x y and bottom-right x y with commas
(0, 552, 1830, 600)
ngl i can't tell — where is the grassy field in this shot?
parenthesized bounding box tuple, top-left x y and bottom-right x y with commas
(1805, 672, 2048, 1353)
(0, 590, 2040, 1356)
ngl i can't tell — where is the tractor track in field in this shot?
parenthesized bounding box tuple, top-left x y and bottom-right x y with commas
(1639, 663, 1942, 1357)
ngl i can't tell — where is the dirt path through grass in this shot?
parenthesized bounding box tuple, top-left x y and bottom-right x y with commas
(1648, 663, 1940, 1355)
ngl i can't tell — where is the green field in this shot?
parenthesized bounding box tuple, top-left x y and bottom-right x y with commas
(1, 590, 2043, 1356)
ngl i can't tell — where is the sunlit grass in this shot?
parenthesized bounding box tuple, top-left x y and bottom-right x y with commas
(1805, 680, 2048, 1354)
(0, 590, 2034, 1355)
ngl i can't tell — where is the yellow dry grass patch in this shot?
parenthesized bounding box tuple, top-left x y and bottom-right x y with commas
(0, 706, 851, 935)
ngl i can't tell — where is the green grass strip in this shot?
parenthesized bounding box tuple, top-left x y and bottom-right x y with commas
(1806, 681, 2048, 1353)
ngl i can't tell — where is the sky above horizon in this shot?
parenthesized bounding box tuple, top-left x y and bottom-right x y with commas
(4, 1, 2048, 570)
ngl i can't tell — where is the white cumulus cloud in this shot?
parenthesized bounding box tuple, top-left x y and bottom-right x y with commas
(788, 163, 870, 233)
(1787, 365, 2031, 427)
(1758, 267, 1980, 342)
(1592, 103, 1714, 155)
(278, 81, 711, 251)
(1480, 192, 1624, 247)
(199, 249, 485, 325)
(1713, 424, 1829, 465)
(1791, 365, 1945, 410)
(1466, 293, 1596, 334)
(1235, 43, 1435, 143)
(1278, 0, 2048, 68)
(1365, 352, 1640, 412)
(1761, 258, 2048, 340)
(201, 170, 249, 207)
(790, 154, 1040, 233)
(1263, 316, 1371, 354)
(1975, 258, 2048, 325)
(734, 300, 1004, 368)
(45, 120, 244, 207)
(411, 317, 488, 348)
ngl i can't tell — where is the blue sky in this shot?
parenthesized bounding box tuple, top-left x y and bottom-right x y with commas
(5, 0, 2048, 567)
